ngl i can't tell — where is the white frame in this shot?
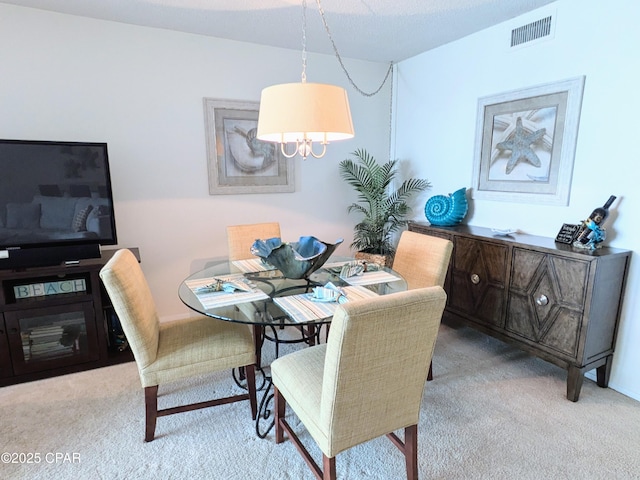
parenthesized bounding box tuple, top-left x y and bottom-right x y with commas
(204, 98, 294, 195)
(471, 76, 585, 205)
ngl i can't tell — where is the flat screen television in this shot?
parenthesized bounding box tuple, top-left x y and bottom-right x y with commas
(0, 139, 118, 269)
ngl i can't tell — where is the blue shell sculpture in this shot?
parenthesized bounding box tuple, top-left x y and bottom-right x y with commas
(251, 236, 344, 279)
(424, 187, 468, 226)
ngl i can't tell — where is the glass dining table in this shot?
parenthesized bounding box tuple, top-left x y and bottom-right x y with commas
(178, 256, 407, 437)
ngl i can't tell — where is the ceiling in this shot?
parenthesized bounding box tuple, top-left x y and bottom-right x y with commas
(1, 0, 557, 62)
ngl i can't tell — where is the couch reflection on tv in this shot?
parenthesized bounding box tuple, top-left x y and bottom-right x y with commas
(0, 195, 113, 246)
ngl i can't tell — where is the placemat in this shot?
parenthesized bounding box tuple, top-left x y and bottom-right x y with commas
(185, 274, 269, 309)
(231, 258, 276, 273)
(274, 285, 378, 323)
(341, 270, 403, 286)
(323, 260, 351, 270)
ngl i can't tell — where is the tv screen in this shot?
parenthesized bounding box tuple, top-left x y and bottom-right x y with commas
(0, 139, 117, 269)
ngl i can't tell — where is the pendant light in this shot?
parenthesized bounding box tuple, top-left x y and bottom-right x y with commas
(256, 0, 354, 159)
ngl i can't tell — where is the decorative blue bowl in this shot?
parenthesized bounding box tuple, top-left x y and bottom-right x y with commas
(251, 236, 344, 279)
(425, 187, 468, 226)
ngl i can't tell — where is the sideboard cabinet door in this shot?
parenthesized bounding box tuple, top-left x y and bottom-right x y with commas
(449, 236, 508, 329)
(507, 248, 589, 360)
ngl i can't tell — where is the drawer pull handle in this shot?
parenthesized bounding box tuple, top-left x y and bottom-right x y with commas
(536, 294, 549, 306)
(470, 274, 480, 285)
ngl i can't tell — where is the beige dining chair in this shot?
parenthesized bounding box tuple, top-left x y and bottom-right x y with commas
(392, 230, 453, 290)
(392, 230, 453, 381)
(227, 221, 289, 346)
(227, 222, 281, 261)
(271, 287, 447, 480)
(99, 249, 257, 442)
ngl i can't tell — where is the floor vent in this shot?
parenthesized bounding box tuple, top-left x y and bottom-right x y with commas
(511, 15, 553, 47)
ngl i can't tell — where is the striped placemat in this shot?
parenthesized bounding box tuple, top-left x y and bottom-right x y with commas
(185, 274, 269, 309)
(231, 258, 276, 273)
(274, 285, 378, 323)
(323, 261, 351, 270)
(341, 270, 403, 286)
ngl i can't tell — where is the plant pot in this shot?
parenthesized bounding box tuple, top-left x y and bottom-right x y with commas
(355, 251, 393, 268)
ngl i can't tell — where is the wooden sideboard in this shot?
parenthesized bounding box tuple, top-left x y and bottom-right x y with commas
(408, 222, 631, 401)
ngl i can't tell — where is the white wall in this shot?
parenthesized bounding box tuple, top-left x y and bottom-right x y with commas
(0, 5, 392, 316)
(394, 0, 640, 400)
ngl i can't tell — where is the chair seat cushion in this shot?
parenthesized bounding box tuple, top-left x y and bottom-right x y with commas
(139, 315, 255, 387)
(272, 344, 328, 451)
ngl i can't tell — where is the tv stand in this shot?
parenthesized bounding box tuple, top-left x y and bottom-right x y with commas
(0, 248, 139, 386)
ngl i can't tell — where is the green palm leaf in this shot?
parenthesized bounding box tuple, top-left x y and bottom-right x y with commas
(339, 149, 431, 256)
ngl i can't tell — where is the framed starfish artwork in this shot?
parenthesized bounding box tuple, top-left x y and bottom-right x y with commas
(203, 98, 295, 194)
(471, 76, 585, 205)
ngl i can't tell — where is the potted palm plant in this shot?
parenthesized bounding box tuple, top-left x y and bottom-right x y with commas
(339, 148, 431, 266)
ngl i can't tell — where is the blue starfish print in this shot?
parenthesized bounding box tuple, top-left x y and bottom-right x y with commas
(496, 117, 546, 175)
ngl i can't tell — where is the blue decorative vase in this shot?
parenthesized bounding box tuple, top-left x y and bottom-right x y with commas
(424, 187, 468, 226)
(251, 236, 344, 279)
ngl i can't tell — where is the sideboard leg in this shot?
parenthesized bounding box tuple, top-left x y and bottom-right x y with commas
(567, 366, 584, 402)
(596, 356, 613, 388)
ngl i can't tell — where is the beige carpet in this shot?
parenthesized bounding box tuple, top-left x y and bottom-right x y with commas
(2, 322, 639, 480)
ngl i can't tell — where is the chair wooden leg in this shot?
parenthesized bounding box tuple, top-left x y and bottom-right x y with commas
(306, 325, 316, 346)
(142, 367, 255, 443)
(427, 361, 433, 381)
(387, 424, 419, 480)
(144, 385, 159, 442)
(322, 454, 336, 480)
(252, 325, 264, 367)
(405, 425, 418, 480)
(274, 387, 329, 480)
(245, 364, 258, 420)
(274, 387, 286, 444)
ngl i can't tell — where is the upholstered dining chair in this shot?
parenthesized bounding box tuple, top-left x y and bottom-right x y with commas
(392, 230, 453, 290)
(227, 222, 281, 261)
(392, 230, 453, 380)
(272, 287, 447, 480)
(99, 249, 257, 442)
(226, 221, 290, 344)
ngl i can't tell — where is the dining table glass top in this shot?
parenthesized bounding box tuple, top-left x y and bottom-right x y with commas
(178, 256, 407, 327)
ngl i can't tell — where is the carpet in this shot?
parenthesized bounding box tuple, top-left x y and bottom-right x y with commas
(1, 323, 639, 479)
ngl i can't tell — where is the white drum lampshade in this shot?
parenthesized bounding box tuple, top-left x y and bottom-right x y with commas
(257, 82, 354, 158)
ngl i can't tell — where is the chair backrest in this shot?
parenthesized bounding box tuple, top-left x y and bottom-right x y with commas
(320, 287, 447, 456)
(392, 230, 453, 290)
(99, 249, 160, 370)
(227, 222, 281, 261)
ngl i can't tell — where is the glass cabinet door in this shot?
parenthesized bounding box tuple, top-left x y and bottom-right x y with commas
(4, 302, 99, 375)
(0, 315, 12, 378)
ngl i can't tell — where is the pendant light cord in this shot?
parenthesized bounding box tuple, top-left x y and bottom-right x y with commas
(314, 0, 393, 98)
(313, 0, 395, 159)
(301, 0, 308, 83)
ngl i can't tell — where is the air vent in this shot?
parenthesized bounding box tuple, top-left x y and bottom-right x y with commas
(511, 15, 553, 47)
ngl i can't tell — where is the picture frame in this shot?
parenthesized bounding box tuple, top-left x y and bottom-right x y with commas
(203, 98, 294, 195)
(471, 76, 585, 205)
